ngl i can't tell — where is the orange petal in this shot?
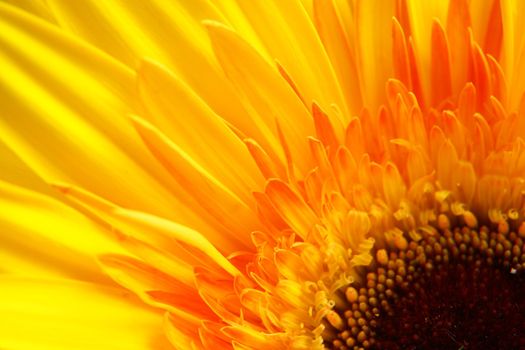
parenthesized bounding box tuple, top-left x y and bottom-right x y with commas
(392, 17, 412, 89)
(313, 0, 362, 112)
(265, 179, 318, 239)
(431, 19, 452, 104)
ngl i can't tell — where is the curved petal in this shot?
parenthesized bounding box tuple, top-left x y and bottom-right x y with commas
(136, 59, 265, 202)
(218, 0, 349, 118)
(45, 0, 250, 126)
(0, 139, 50, 194)
(406, 0, 449, 104)
(1, 0, 56, 23)
(52, 183, 243, 274)
(0, 276, 169, 350)
(130, 114, 262, 247)
(0, 180, 123, 281)
(313, 0, 362, 112)
(207, 21, 315, 174)
(354, 0, 396, 108)
(0, 3, 186, 219)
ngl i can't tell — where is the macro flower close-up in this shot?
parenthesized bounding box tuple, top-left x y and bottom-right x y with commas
(2, 0, 525, 349)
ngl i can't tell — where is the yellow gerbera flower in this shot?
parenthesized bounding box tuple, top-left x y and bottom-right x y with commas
(1, 0, 525, 349)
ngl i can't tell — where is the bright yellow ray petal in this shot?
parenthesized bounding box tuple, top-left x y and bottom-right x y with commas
(0, 139, 51, 194)
(0, 248, 65, 279)
(0, 276, 168, 350)
(224, 0, 350, 119)
(468, 0, 497, 47)
(0, 0, 56, 23)
(130, 114, 261, 249)
(206, 21, 315, 174)
(298, 0, 314, 17)
(105, 210, 242, 278)
(51, 179, 246, 258)
(52, 183, 242, 277)
(47, 0, 168, 66)
(206, 0, 268, 56)
(46, 0, 250, 126)
(0, 3, 186, 219)
(313, 0, 362, 112)
(0, 180, 124, 281)
(446, 0, 471, 96)
(137, 59, 265, 203)
(98, 254, 215, 323)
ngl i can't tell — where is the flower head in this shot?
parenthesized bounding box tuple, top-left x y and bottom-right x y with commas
(1, 0, 525, 349)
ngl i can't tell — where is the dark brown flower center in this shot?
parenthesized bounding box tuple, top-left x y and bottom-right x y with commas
(324, 225, 525, 350)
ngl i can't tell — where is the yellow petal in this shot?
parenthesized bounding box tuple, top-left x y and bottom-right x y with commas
(98, 254, 212, 321)
(244, 138, 286, 180)
(274, 249, 308, 281)
(468, 0, 497, 48)
(223, 0, 349, 119)
(0, 3, 183, 219)
(0, 180, 123, 281)
(130, 114, 260, 249)
(207, 21, 315, 173)
(46, 0, 167, 65)
(430, 19, 453, 105)
(137, 59, 264, 202)
(110, 210, 242, 277)
(46, 0, 249, 125)
(382, 162, 407, 209)
(52, 183, 242, 277)
(0, 139, 50, 194)
(436, 139, 459, 190)
(1, 0, 56, 23)
(0, 276, 168, 350)
(313, 0, 362, 112)
(100, 231, 196, 287)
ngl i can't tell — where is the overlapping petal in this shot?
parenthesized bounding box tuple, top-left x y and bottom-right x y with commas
(1, 1, 525, 349)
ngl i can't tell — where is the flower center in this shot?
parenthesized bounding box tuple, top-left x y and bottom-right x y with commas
(324, 224, 525, 349)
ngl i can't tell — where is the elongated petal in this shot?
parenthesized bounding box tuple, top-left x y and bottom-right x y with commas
(221, 0, 349, 118)
(2, 0, 56, 23)
(137, 59, 264, 203)
(355, 0, 396, 107)
(0, 3, 182, 219)
(0, 180, 122, 281)
(98, 254, 214, 320)
(0, 140, 50, 193)
(52, 183, 241, 277)
(265, 179, 318, 238)
(46, 0, 249, 125)
(313, 0, 362, 112)
(130, 114, 260, 250)
(406, 0, 449, 103)
(0, 277, 168, 350)
(207, 21, 314, 173)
